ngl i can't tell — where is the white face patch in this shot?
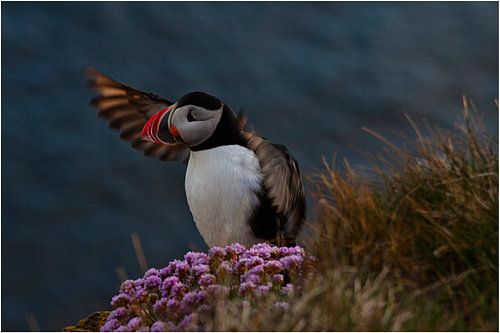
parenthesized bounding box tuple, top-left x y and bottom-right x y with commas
(170, 104, 223, 147)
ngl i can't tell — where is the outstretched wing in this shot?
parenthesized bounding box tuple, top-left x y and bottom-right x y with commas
(86, 68, 189, 163)
(243, 131, 306, 244)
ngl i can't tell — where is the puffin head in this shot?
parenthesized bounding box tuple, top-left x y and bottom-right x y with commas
(141, 91, 224, 147)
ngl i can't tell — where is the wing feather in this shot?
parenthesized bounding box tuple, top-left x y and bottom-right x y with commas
(243, 131, 306, 243)
(86, 68, 189, 163)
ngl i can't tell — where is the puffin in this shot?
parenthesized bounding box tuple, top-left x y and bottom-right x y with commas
(86, 68, 306, 248)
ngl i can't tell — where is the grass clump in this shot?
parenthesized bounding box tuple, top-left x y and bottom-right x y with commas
(202, 99, 498, 331)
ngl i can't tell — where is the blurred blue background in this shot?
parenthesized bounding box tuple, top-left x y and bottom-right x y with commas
(2, 2, 498, 331)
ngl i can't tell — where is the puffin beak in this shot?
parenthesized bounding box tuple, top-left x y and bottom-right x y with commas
(141, 106, 175, 144)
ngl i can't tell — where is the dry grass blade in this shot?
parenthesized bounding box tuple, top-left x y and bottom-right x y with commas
(131, 232, 149, 273)
(25, 313, 40, 331)
(361, 126, 406, 155)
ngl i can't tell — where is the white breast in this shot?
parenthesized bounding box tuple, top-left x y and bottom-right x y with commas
(185, 145, 262, 247)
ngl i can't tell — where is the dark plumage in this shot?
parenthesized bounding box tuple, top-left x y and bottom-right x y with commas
(243, 133, 306, 245)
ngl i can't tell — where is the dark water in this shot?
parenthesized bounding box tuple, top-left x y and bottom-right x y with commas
(2, 2, 498, 331)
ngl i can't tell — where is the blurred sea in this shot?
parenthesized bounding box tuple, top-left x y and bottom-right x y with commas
(2, 2, 498, 331)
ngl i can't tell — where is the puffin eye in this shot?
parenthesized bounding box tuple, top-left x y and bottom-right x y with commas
(187, 110, 196, 122)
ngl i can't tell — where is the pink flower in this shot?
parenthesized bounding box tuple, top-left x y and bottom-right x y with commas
(243, 273, 261, 285)
(109, 307, 128, 320)
(152, 298, 168, 316)
(208, 246, 226, 259)
(150, 321, 166, 332)
(272, 274, 285, 284)
(167, 298, 180, 311)
(239, 281, 257, 295)
(217, 261, 233, 274)
(191, 264, 210, 277)
(171, 282, 186, 297)
(119, 280, 136, 295)
(184, 251, 209, 265)
(111, 293, 131, 307)
(254, 284, 271, 297)
(280, 255, 303, 270)
(274, 301, 290, 311)
(101, 318, 120, 332)
(134, 287, 147, 300)
(102, 242, 313, 332)
(198, 273, 216, 287)
(281, 283, 294, 296)
(144, 275, 162, 289)
(246, 256, 265, 268)
(150, 321, 173, 332)
(126, 317, 143, 331)
(176, 314, 195, 330)
(224, 243, 246, 257)
(159, 266, 174, 278)
(144, 268, 159, 278)
(264, 260, 283, 273)
(181, 291, 203, 310)
(246, 264, 265, 276)
(160, 276, 180, 293)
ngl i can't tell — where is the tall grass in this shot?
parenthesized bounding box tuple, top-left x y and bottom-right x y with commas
(203, 99, 498, 331)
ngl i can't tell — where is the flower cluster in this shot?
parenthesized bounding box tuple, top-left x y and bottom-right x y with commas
(101, 243, 314, 332)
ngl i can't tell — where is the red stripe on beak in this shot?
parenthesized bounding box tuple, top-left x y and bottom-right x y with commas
(141, 107, 171, 144)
